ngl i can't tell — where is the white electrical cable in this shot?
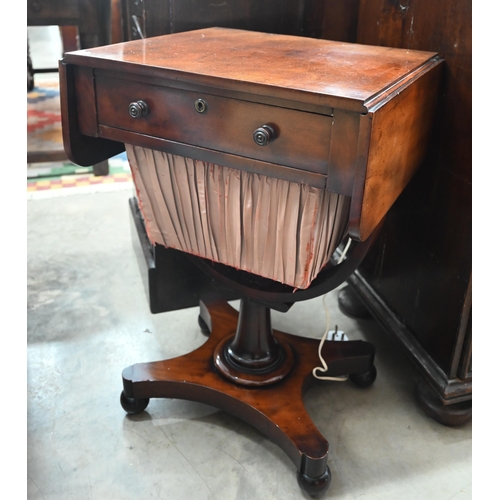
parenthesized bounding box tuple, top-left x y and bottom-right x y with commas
(312, 294, 349, 382)
(312, 238, 352, 382)
(338, 237, 352, 264)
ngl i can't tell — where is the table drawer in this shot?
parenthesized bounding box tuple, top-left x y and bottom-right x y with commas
(95, 76, 332, 174)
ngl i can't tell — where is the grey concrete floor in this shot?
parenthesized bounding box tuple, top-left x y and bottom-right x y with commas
(26, 26, 472, 500)
(27, 188, 472, 500)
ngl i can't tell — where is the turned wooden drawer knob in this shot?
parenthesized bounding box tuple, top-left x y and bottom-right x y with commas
(128, 100, 148, 118)
(253, 125, 276, 146)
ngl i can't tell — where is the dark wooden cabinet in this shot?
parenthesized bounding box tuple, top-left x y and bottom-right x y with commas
(27, 0, 112, 49)
(309, 0, 472, 425)
(120, 0, 305, 40)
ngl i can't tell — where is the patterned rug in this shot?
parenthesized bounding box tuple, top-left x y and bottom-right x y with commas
(27, 77, 64, 156)
(27, 75, 133, 198)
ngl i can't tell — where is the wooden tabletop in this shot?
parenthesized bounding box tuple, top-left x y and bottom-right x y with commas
(63, 27, 438, 112)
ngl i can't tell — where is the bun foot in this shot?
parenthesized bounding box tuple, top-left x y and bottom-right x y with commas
(349, 365, 377, 388)
(415, 380, 472, 426)
(297, 466, 331, 498)
(338, 286, 371, 319)
(198, 314, 210, 336)
(120, 391, 149, 415)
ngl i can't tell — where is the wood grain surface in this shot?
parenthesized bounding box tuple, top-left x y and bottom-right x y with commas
(64, 27, 437, 112)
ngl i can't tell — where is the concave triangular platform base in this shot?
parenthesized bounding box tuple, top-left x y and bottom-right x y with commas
(121, 297, 376, 497)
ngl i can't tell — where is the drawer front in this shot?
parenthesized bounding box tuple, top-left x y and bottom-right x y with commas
(95, 76, 332, 174)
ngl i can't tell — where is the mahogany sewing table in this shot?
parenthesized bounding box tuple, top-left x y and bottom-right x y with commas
(59, 28, 442, 496)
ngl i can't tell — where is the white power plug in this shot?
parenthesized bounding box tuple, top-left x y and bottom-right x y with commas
(326, 329, 348, 342)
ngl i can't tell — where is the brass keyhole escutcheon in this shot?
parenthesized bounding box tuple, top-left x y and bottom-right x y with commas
(195, 99, 208, 113)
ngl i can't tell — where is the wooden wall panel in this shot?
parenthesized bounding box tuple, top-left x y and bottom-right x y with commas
(304, 1, 471, 379)
(350, 0, 472, 376)
(304, 0, 360, 42)
(121, 0, 305, 40)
